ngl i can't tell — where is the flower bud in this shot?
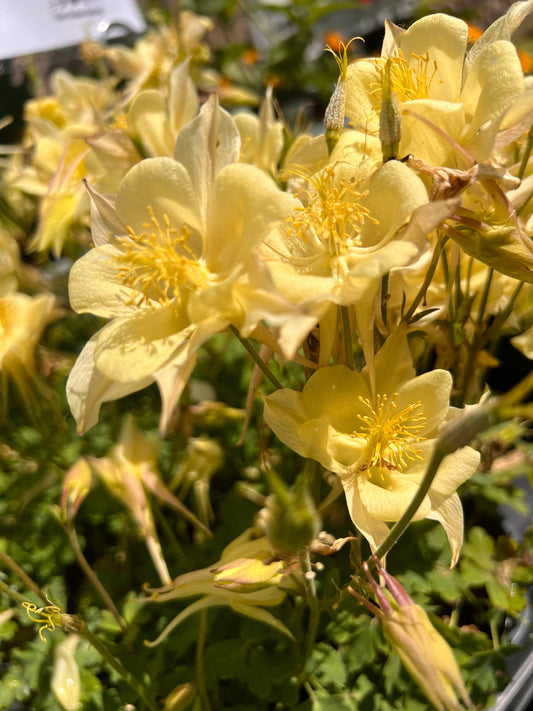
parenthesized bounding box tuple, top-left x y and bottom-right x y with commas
(380, 59, 401, 161)
(258, 470, 321, 556)
(61, 458, 92, 522)
(212, 553, 285, 592)
(164, 681, 196, 711)
(351, 560, 473, 711)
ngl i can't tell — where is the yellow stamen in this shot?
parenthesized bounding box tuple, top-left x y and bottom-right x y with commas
(372, 50, 438, 104)
(286, 165, 378, 256)
(352, 393, 427, 472)
(117, 206, 209, 314)
(22, 602, 61, 643)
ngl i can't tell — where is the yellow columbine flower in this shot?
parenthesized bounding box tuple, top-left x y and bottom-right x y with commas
(344, 9, 530, 164)
(0, 291, 57, 412)
(67, 97, 314, 433)
(262, 329, 480, 565)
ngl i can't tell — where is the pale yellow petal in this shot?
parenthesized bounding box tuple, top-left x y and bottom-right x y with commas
(341, 475, 392, 552)
(174, 95, 240, 217)
(116, 157, 203, 238)
(66, 334, 153, 433)
(359, 160, 428, 247)
(357, 472, 432, 522)
(395, 369, 452, 436)
(426, 492, 464, 567)
(462, 40, 524, 138)
(69, 244, 142, 318)
(399, 13, 468, 102)
(94, 308, 191, 382)
(399, 99, 466, 166)
(128, 90, 174, 156)
(205, 164, 294, 273)
(169, 58, 199, 136)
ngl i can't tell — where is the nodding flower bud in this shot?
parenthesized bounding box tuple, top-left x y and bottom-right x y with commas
(380, 59, 401, 162)
(164, 681, 197, 711)
(258, 470, 321, 556)
(349, 559, 473, 711)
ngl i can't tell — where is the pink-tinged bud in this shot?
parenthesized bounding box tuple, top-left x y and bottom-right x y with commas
(350, 560, 473, 711)
(61, 458, 92, 521)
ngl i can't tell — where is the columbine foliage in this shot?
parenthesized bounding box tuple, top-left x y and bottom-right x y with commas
(1, 2, 533, 710)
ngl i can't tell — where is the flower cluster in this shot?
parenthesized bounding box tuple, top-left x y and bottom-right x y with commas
(2, 3, 533, 709)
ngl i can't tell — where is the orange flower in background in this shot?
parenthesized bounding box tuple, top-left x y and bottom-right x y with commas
(324, 30, 349, 54)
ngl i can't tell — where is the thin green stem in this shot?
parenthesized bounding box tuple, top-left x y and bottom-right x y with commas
(457, 268, 493, 406)
(82, 626, 160, 711)
(0, 552, 159, 710)
(298, 548, 320, 674)
(518, 123, 533, 180)
(475, 268, 494, 329)
(196, 608, 211, 711)
(340, 305, 355, 370)
(380, 273, 389, 326)
(0, 548, 48, 604)
(65, 524, 126, 631)
(0, 577, 30, 606)
(404, 235, 448, 322)
(229, 325, 282, 389)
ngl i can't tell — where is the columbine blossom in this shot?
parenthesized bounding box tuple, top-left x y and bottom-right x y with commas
(262, 329, 479, 565)
(67, 97, 315, 433)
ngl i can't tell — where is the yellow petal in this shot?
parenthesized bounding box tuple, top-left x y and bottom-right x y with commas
(399, 13, 468, 102)
(94, 308, 191, 382)
(116, 157, 203, 238)
(205, 163, 294, 273)
(66, 334, 153, 433)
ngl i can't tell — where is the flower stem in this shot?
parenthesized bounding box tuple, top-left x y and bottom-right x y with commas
(196, 608, 211, 711)
(404, 235, 448, 323)
(0, 548, 48, 604)
(298, 548, 320, 674)
(518, 123, 533, 180)
(65, 523, 126, 631)
(229, 325, 282, 389)
(340, 305, 355, 370)
(81, 625, 160, 711)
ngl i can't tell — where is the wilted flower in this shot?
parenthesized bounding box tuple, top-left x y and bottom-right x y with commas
(88, 415, 209, 584)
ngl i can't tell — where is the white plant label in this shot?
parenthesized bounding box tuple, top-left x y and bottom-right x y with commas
(0, 0, 146, 60)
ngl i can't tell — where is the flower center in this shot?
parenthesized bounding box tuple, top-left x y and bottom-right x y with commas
(285, 165, 377, 256)
(117, 206, 209, 314)
(352, 393, 427, 472)
(373, 51, 437, 103)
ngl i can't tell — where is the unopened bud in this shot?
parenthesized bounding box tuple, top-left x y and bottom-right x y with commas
(212, 553, 284, 592)
(258, 471, 321, 556)
(61, 458, 92, 521)
(350, 560, 473, 711)
(380, 59, 401, 161)
(164, 681, 197, 711)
